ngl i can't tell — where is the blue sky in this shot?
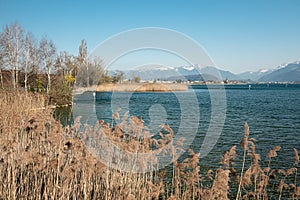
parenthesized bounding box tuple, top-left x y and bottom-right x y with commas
(1, 0, 300, 73)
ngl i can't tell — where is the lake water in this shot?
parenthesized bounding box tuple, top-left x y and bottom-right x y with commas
(70, 84, 300, 170)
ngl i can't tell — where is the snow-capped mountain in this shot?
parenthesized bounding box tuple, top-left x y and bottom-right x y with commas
(134, 65, 175, 72)
(237, 61, 300, 82)
(113, 61, 300, 82)
(126, 65, 180, 80)
(124, 65, 240, 81)
(238, 68, 273, 81)
(258, 62, 300, 82)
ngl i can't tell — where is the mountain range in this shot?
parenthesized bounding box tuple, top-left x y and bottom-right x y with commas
(119, 61, 300, 82)
(258, 62, 300, 82)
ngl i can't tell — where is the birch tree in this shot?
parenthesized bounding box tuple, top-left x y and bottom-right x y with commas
(22, 32, 37, 91)
(39, 37, 56, 93)
(0, 23, 25, 89)
(0, 36, 4, 89)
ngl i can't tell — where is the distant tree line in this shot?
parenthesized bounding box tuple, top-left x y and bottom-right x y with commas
(0, 23, 141, 104)
(0, 23, 103, 91)
(0, 22, 142, 104)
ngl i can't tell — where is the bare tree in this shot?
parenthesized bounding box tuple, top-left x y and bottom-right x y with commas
(22, 32, 38, 91)
(76, 56, 104, 87)
(113, 70, 125, 83)
(132, 74, 141, 83)
(55, 51, 77, 87)
(89, 57, 105, 86)
(55, 51, 68, 78)
(77, 39, 88, 87)
(64, 53, 78, 87)
(0, 36, 4, 89)
(0, 23, 25, 89)
(63, 52, 77, 77)
(39, 37, 56, 93)
(30, 40, 40, 90)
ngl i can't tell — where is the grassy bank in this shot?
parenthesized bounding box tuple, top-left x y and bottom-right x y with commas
(0, 90, 299, 199)
(97, 83, 188, 92)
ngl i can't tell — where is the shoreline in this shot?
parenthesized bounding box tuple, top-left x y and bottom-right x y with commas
(72, 82, 300, 95)
(96, 83, 188, 92)
(72, 83, 187, 94)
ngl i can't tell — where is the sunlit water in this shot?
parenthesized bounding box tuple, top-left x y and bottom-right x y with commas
(61, 84, 300, 170)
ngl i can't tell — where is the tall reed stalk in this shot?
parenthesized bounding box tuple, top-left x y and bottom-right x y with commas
(236, 122, 249, 200)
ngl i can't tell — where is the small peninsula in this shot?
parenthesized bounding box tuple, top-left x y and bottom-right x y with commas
(96, 83, 188, 92)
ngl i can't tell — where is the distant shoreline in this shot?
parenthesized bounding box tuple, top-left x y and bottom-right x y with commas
(72, 82, 299, 95)
(96, 83, 188, 92)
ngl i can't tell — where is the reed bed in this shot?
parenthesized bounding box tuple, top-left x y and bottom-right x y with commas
(96, 83, 188, 92)
(0, 90, 299, 199)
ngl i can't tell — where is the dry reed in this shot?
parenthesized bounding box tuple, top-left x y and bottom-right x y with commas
(0, 90, 299, 199)
(96, 83, 188, 92)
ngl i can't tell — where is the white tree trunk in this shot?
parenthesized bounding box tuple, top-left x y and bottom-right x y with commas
(24, 54, 29, 91)
(0, 69, 3, 89)
(86, 65, 89, 87)
(15, 35, 19, 90)
(47, 67, 51, 93)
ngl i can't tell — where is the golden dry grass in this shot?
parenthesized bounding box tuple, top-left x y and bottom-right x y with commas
(0, 90, 299, 199)
(96, 83, 188, 92)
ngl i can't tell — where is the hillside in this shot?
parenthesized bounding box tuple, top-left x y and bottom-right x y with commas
(124, 65, 240, 81)
(259, 62, 300, 82)
(115, 61, 300, 82)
